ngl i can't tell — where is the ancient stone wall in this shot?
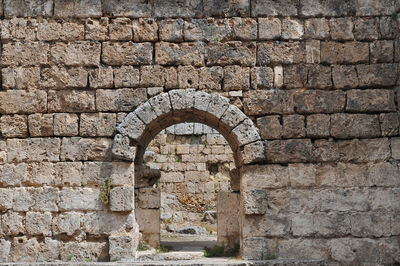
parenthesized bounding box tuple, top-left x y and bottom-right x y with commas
(0, 0, 399, 263)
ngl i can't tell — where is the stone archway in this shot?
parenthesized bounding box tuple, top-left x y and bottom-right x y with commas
(112, 89, 264, 256)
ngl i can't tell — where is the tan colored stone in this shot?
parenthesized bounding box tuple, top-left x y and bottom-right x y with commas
(132, 18, 158, 42)
(331, 114, 380, 139)
(60, 137, 112, 161)
(109, 18, 132, 40)
(85, 18, 109, 41)
(282, 115, 305, 139)
(26, 212, 52, 236)
(80, 113, 116, 137)
(281, 18, 304, 40)
(258, 17, 281, 40)
(52, 212, 81, 236)
(54, 0, 102, 18)
(102, 42, 152, 65)
(155, 41, 206, 67)
(198, 66, 223, 90)
(61, 22, 84, 41)
(354, 17, 379, 40)
(207, 41, 256, 66)
(321, 41, 369, 64)
(54, 113, 79, 136)
(48, 90, 95, 112)
(0, 115, 28, 138)
(159, 19, 184, 41)
(2, 42, 49, 66)
(89, 66, 113, 89)
(59, 188, 104, 211)
(37, 20, 61, 41)
(50, 42, 101, 66)
(257, 115, 282, 140)
(42, 66, 88, 89)
(243, 90, 294, 116)
(257, 42, 305, 65)
(329, 18, 354, 40)
(28, 114, 54, 137)
(7, 138, 61, 163)
(178, 66, 199, 89)
(2, 66, 40, 89)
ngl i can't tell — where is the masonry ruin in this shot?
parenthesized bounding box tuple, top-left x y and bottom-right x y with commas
(0, 0, 399, 264)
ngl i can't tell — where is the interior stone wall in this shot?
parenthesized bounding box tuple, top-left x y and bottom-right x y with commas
(0, 0, 399, 263)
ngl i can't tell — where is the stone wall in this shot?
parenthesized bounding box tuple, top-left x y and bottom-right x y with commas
(0, 0, 399, 263)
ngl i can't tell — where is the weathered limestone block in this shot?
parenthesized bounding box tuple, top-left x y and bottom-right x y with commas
(332, 65, 359, 89)
(102, 42, 152, 65)
(242, 141, 265, 164)
(350, 211, 391, 237)
(259, 18, 281, 40)
(357, 64, 398, 87)
(283, 65, 307, 89)
(59, 188, 104, 211)
(109, 234, 137, 261)
(243, 189, 268, 215)
(294, 90, 346, 114)
(60, 137, 112, 161)
(0, 239, 11, 263)
(159, 19, 184, 41)
(2, 66, 40, 89)
(392, 137, 400, 160)
(306, 114, 330, 138)
(278, 239, 328, 260)
(0, 115, 28, 138)
(178, 65, 199, 89)
(282, 114, 306, 139)
(320, 188, 370, 212)
(338, 138, 390, 163)
(153, 0, 202, 18)
(331, 114, 380, 139)
(231, 17, 257, 40)
(156, 42, 205, 66)
(82, 211, 134, 234)
(281, 18, 304, 40)
(112, 134, 136, 161)
(114, 66, 139, 88)
(136, 208, 160, 246)
(380, 113, 400, 137)
(96, 88, 146, 112)
(304, 18, 329, 39)
(288, 163, 316, 188)
(232, 118, 260, 147)
(117, 112, 146, 141)
(54, 0, 102, 18)
(26, 212, 52, 236)
(266, 139, 313, 163)
(207, 42, 256, 66)
(54, 113, 79, 136)
(32, 187, 59, 212)
(42, 66, 87, 88)
(321, 41, 369, 64)
(50, 42, 100, 66)
(85, 18, 109, 41)
(250, 67, 273, 90)
(242, 237, 277, 260)
(328, 238, 381, 263)
(256, 115, 282, 140)
(55, 162, 83, 186)
(137, 188, 161, 209)
(132, 18, 158, 42)
(48, 90, 95, 112)
(217, 192, 240, 248)
(242, 164, 289, 190)
(0, 188, 13, 210)
(60, 242, 108, 262)
(9, 237, 59, 262)
(243, 90, 294, 116)
(1, 212, 25, 236)
(89, 66, 113, 88)
(257, 42, 305, 65)
(244, 214, 291, 237)
(7, 138, 61, 163)
(0, 90, 47, 114)
(224, 65, 250, 90)
(4, 0, 52, 17)
(354, 17, 379, 41)
(307, 65, 332, 89)
(370, 40, 394, 63)
(80, 113, 116, 137)
(2, 42, 49, 65)
(28, 114, 54, 137)
(61, 22, 84, 41)
(161, 172, 184, 182)
(1, 18, 37, 40)
(0, 163, 29, 186)
(184, 18, 231, 42)
(379, 16, 397, 39)
(37, 20, 61, 41)
(109, 18, 133, 40)
(251, 0, 297, 16)
(347, 89, 395, 112)
(83, 161, 134, 186)
(329, 18, 354, 40)
(103, 0, 151, 17)
(110, 186, 134, 211)
(204, 0, 249, 17)
(52, 212, 81, 236)
(312, 139, 340, 162)
(29, 162, 56, 185)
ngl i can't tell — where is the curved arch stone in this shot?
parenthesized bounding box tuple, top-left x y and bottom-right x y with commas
(112, 89, 263, 166)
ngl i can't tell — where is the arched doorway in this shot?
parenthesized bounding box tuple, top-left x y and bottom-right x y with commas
(111, 89, 264, 257)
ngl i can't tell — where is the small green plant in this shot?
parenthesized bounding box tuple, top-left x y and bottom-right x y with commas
(66, 254, 73, 261)
(204, 244, 240, 258)
(154, 178, 161, 188)
(156, 245, 173, 253)
(150, 106, 155, 111)
(137, 241, 150, 251)
(392, 11, 398, 20)
(203, 140, 209, 147)
(87, 258, 93, 262)
(99, 178, 112, 206)
(265, 253, 277, 260)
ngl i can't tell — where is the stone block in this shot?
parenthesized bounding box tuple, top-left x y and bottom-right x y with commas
(331, 114, 380, 139)
(338, 138, 390, 163)
(220, 104, 247, 130)
(242, 141, 265, 164)
(242, 237, 277, 260)
(59, 188, 104, 211)
(37, 20, 61, 41)
(61, 22, 84, 41)
(304, 18, 329, 39)
(294, 90, 346, 114)
(380, 113, 400, 137)
(132, 18, 158, 42)
(115, 66, 140, 88)
(103, 0, 151, 17)
(282, 114, 306, 138)
(96, 88, 146, 112)
(137, 187, 161, 209)
(288, 163, 316, 188)
(102, 42, 152, 65)
(232, 118, 260, 146)
(1, 212, 25, 236)
(2, 42, 49, 66)
(50, 42, 100, 66)
(243, 189, 268, 215)
(89, 66, 113, 89)
(224, 65, 250, 91)
(329, 18, 354, 40)
(278, 239, 328, 260)
(266, 139, 313, 163)
(281, 18, 304, 40)
(346, 89, 395, 112)
(26, 212, 52, 236)
(85, 18, 109, 41)
(306, 114, 330, 138)
(283, 65, 307, 89)
(1, 18, 37, 40)
(0, 163, 29, 186)
(111, 134, 136, 161)
(109, 234, 137, 261)
(82, 211, 133, 235)
(60, 242, 107, 262)
(357, 64, 398, 87)
(321, 41, 369, 64)
(80, 113, 116, 137)
(155, 42, 205, 67)
(207, 41, 256, 66)
(274, 66, 283, 88)
(354, 17, 378, 40)
(243, 90, 294, 116)
(370, 40, 394, 63)
(257, 42, 305, 65)
(0, 90, 47, 114)
(28, 114, 54, 137)
(204, 0, 249, 17)
(32, 187, 59, 212)
(244, 214, 291, 237)
(320, 188, 370, 212)
(368, 162, 400, 187)
(2, 66, 40, 89)
(4, 0, 53, 17)
(159, 19, 184, 41)
(60, 137, 112, 161)
(184, 18, 231, 42)
(54, 0, 101, 18)
(242, 164, 289, 189)
(350, 211, 391, 237)
(7, 138, 61, 163)
(42, 66, 87, 89)
(0, 239, 11, 263)
(256, 115, 282, 140)
(178, 66, 199, 89)
(305, 40, 320, 64)
(153, 0, 202, 18)
(258, 17, 281, 40)
(0, 115, 28, 138)
(54, 113, 79, 136)
(48, 90, 95, 112)
(0, 188, 13, 210)
(136, 208, 160, 235)
(332, 65, 359, 89)
(52, 212, 80, 236)
(307, 65, 332, 89)
(250, 67, 273, 90)
(217, 192, 240, 247)
(55, 162, 83, 186)
(231, 17, 257, 40)
(109, 18, 133, 40)
(392, 137, 400, 160)
(198, 66, 223, 90)
(110, 186, 134, 211)
(251, 0, 297, 16)
(379, 16, 396, 39)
